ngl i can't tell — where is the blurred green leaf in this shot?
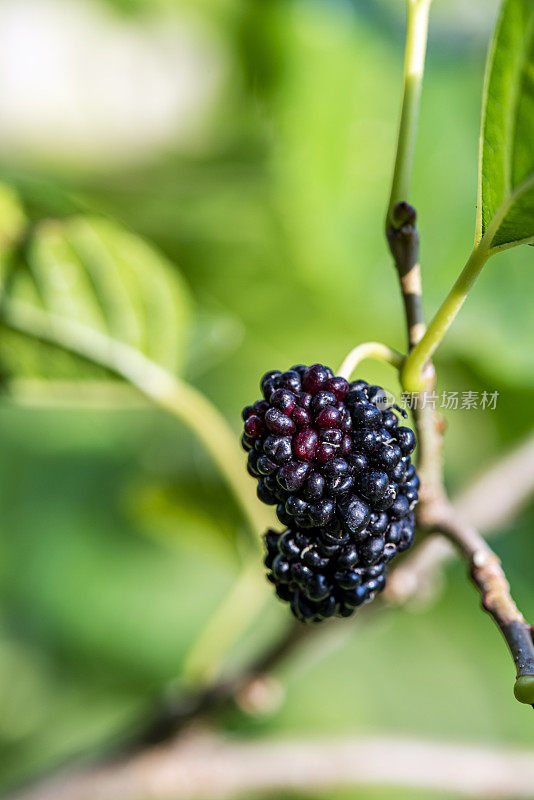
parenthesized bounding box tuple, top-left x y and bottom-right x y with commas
(477, 0, 534, 250)
(0, 184, 27, 286)
(0, 185, 27, 253)
(124, 478, 243, 562)
(186, 304, 244, 378)
(1, 215, 192, 380)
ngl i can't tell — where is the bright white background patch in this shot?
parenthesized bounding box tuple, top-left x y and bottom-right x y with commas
(0, 0, 228, 165)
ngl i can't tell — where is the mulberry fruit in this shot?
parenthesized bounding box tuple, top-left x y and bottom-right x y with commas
(242, 364, 419, 621)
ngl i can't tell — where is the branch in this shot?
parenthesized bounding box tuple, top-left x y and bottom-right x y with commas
(388, 199, 534, 701)
(387, 430, 534, 603)
(385, 0, 534, 691)
(386, 201, 426, 350)
(428, 506, 534, 704)
(14, 426, 534, 798)
(11, 424, 534, 796)
(146, 424, 534, 743)
(10, 730, 534, 800)
(122, 619, 309, 751)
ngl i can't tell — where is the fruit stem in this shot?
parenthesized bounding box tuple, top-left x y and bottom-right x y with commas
(401, 239, 491, 392)
(386, 0, 432, 228)
(337, 341, 404, 381)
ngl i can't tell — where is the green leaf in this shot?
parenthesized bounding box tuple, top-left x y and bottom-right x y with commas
(1, 215, 192, 380)
(186, 306, 244, 378)
(477, 0, 534, 251)
(0, 213, 268, 542)
(0, 185, 27, 252)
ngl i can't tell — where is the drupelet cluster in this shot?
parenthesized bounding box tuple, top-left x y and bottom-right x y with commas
(242, 364, 419, 622)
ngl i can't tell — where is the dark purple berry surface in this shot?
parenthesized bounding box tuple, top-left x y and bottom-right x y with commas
(242, 363, 419, 622)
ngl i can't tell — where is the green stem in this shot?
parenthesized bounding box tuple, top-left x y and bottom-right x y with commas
(401, 240, 491, 392)
(337, 341, 404, 381)
(2, 299, 272, 542)
(386, 0, 432, 227)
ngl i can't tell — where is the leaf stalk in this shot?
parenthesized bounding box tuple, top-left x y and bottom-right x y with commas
(401, 240, 491, 392)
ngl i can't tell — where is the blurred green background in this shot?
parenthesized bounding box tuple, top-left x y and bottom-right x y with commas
(0, 0, 533, 796)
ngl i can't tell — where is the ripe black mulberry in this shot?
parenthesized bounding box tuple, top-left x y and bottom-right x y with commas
(242, 364, 419, 621)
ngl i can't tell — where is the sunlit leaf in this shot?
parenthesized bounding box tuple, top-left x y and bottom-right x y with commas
(1, 215, 192, 380)
(477, 0, 534, 250)
(186, 306, 244, 378)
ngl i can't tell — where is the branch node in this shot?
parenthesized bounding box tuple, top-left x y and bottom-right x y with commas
(391, 200, 417, 229)
(471, 549, 492, 570)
